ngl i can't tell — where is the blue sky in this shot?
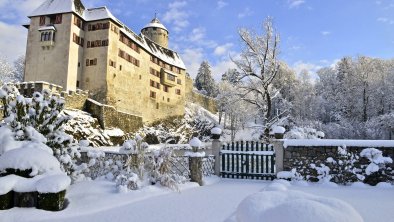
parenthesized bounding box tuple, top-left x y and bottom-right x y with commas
(0, 0, 393, 79)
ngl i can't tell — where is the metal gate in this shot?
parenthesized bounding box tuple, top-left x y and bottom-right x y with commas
(220, 141, 276, 180)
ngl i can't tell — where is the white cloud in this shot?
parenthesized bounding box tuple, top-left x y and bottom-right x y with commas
(217, 0, 228, 9)
(0, 0, 43, 22)
(0, 21, 27, 61)
(211, 59, 237, 81)
(181, 48, 204, 78)
(189, 27, 206, 42)
(163, 1, 189, 32)
(288, 0, 305, 8)
(321, 31, 331, 36)
(238, 7, 253, 18)
(292, 61, 322, 76)
(213, 43, 233, 56)
(377, 17, 394, 24)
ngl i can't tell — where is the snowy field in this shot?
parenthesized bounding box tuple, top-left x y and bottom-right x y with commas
(1, 178, 393, 222)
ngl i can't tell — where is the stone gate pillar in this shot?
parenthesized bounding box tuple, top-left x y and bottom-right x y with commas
(189, 157, 203, 186)
(272, 140, 284, 173)
(211, 139, 221, 176)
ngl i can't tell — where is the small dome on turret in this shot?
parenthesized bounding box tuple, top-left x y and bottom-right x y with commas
(141, 15, 169, 48)
(142, 17, 168, 33)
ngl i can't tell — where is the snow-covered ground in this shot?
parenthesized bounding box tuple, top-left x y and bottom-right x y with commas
(1, 178, 393, 222)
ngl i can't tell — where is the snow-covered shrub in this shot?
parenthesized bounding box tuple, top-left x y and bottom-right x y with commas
(0, 85, 89, 181)
(360, 148, 393, 185)
(149, 147, 185, 191)
(276, 169, 302, 181)
(285, 127, 322, 139)
(115, 171, 140, 192)
(122, 135, 148, 179)
(310, 163, 331, 183)
(62, 109, 114, 147)
(325, 146, 362, 184)
(136, 103, 216, 144)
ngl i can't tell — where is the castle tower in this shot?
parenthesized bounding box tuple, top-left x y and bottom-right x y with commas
(141, 16, 169, 48)
(24, 0, 86, 91)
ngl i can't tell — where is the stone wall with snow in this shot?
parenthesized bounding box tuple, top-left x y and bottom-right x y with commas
(282, 139, 394, 185)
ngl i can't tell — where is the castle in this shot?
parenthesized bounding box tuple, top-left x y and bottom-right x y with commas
(23, 0, 190, 124)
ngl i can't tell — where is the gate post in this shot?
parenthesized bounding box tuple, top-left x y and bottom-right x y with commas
(189, 157, 203, 186)
(272, 140, 284, 173)
(212, 139, 221, 176)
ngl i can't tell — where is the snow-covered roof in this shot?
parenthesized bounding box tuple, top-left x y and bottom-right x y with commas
(38, 25, 56, 31)
(142, 18, 168, 32)
(29, 0, 79, 17)
(82, 7, 121, 24)
(120, 28, 186, 69)
(28, 0, 185, 69)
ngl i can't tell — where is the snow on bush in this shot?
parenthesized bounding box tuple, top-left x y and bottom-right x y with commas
(149, 147, 185, 191)
(360, 148, 393, 175)
(0, 144, 60, 176)
(62, 109, 115, 147)
(227, 182, 363, 222)
(276, 169, 302, 181)
(325, 146, 363, 184)
(273, 126, 285, 134)
(136, 103, 216, 144)
(285, 127, 323, 139)
(0, 85, 99, 182)
(210, 127, 222, 135)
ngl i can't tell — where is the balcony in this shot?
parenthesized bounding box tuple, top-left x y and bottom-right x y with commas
(160, 69, 177, 87)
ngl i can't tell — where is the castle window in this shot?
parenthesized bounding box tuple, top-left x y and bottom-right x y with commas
(163, 85, 169, 93)
(177, 79, 182, 85)
(55, 14, 62, 24)
(167, 74, 176, 82)
(156, 103, 159, 109)
(176, 89, 181, 95)
(76, 81, 80, 88)
(39, 16, 46, 26)
(87, 41, 90, 48)
(109, 60, 116, 68)
(120, 65, 122, 71)
(72, 33, 84, 46)
(167, 98, 170, 102)
(150, 91, 156, 99)
(86, 58, 97, 66)
(73, 16, 83, 29)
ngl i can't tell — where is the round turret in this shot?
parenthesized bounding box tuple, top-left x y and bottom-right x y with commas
(141, 16, 169, 48)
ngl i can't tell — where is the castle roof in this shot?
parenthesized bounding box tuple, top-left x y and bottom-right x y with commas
(28, 0, 185, 69)
(29, 0, 80, 17)
(142, 17, 168, 32)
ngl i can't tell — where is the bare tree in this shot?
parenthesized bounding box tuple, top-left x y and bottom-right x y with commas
(232, 17, 280, 138)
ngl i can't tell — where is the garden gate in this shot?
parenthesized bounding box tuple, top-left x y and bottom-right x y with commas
(220, 141, 276, 180)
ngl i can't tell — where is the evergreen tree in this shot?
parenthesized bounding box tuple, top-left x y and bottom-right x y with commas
(194, 61, 217, 97)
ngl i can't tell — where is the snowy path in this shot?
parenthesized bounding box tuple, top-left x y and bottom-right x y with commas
(1, 179, 393, 222)
(52, 179, 267, 222)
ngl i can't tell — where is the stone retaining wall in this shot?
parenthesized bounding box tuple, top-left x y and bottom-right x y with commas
(85, 99, 143, 133)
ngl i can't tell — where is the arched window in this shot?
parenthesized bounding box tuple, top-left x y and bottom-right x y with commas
(44, 32, 49, 41)
(41, 32, 45, 41)
(48, 32, 52, 41)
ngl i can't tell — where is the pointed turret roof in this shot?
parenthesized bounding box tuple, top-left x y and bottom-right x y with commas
(142, 16, 168, 32)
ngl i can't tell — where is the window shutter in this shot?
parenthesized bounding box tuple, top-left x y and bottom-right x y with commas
(55, 14, 62, 24)
(87, 41, 90, 48)
(86, 59, 89, 66)
(39, 16, 45, 26)
(94, 58, 97, 65)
